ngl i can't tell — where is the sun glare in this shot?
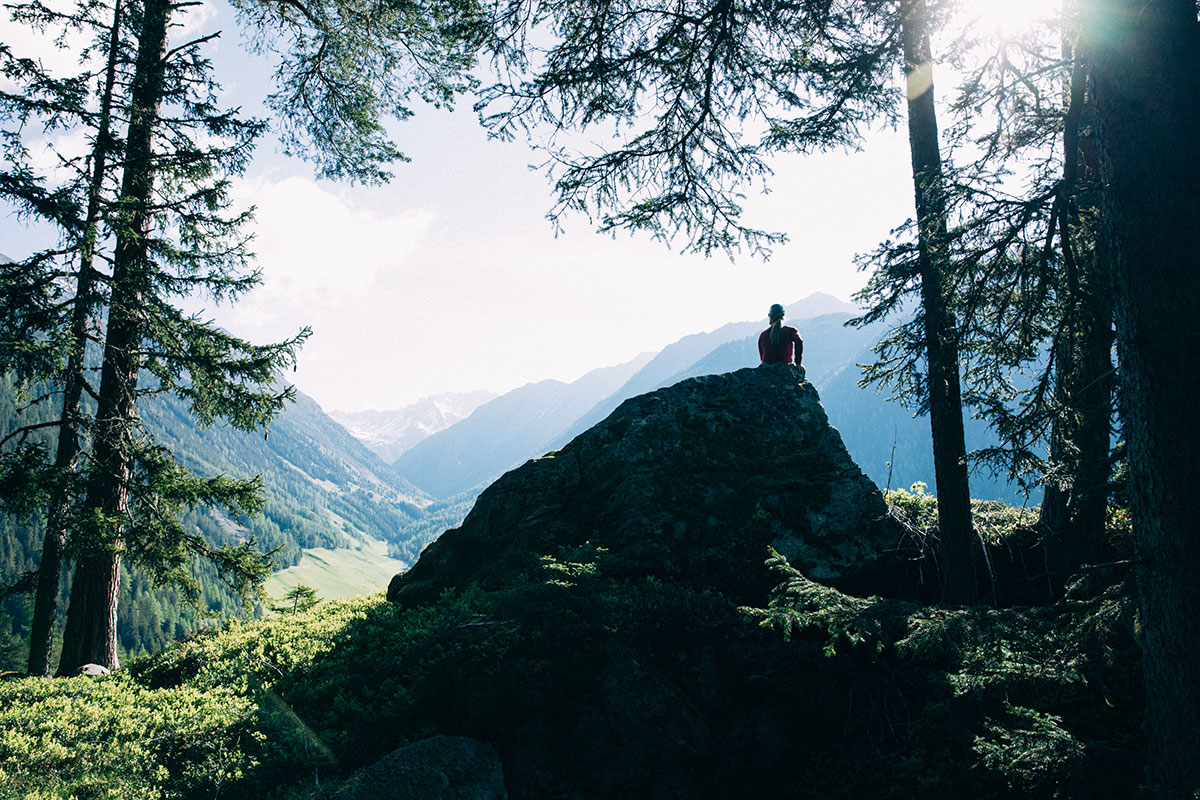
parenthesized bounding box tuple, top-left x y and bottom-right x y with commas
(960, 0, 1055, 38)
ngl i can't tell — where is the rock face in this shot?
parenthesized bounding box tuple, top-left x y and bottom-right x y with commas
(339, 735, 506, 800)
(388, 365, 901, 608)
(77, 663, 111, 677)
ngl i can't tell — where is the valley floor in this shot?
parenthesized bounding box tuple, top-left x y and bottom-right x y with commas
(263, 536, 407, 602)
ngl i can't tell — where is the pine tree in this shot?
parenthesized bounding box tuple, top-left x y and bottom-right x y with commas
(57, 0, 303, 674)
(34, 0, 126, 678)
(274, 583, 319, 614)
(1034, 42, 1113, 585)
(896, 0, 975, 603)
(946, 19, 1116, 591)
(5, 0, 489, 673)
(478, 0, 901, 256)
(230, 0, 485, 184)
(1, 0, 133, 674)
(854, 6, 1121, 601)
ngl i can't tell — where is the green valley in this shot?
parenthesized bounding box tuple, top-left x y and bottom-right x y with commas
(263, 535, 408, 602)
(0, 374, 430, 669)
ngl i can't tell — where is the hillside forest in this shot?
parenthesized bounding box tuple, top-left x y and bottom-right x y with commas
(1, 0, 1199, 797)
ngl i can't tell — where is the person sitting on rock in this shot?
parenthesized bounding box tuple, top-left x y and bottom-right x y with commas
(758, 303, 803, 367)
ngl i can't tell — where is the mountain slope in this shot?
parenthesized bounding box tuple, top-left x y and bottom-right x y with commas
(817, 360, 1022, 502)
(393, 353, 654, 498)
(329, 390, 497, 463)
(674, 312, 878, 387)
(381, 293, 1027, 523)
(142, 389, 431, 562)
(0, 375, 434, 665)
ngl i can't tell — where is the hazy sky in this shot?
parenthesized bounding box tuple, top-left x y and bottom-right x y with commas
(3, 0, 918, 412)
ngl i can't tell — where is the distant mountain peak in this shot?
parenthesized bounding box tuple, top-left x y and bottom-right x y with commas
(781, 292, 858, 320)
(330, 390, 498, 464)
(391, 351, 656, 498)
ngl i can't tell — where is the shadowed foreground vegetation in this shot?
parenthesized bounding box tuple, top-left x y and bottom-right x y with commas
(0, 493, 1143, 799)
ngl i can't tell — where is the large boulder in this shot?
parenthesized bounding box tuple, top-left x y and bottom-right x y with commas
(388, 365, 903, 608)
(339, 735, 506, 800)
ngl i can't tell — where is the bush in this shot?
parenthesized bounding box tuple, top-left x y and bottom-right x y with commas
(0, 673, 255, 799)
(0, 504, 1146, 800)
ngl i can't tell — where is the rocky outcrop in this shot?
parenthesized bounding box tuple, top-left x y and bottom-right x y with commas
(339, 735, 506, 800)
(77, 663, 112, 677)
(388, 365, 903, 608)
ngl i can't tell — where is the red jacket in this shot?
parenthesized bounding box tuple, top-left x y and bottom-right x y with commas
(759, 325, 803, 365)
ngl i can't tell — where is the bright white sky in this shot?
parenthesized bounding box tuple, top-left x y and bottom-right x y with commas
(3, 0, 926, 412)
(221, 116, 915, 412)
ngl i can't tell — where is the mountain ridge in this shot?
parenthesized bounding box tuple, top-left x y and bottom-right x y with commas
(329, 390, 497, 463)
(392, 352, 655, 498)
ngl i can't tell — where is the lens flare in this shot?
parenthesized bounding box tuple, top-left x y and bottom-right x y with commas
(960, 0, 1055, 38)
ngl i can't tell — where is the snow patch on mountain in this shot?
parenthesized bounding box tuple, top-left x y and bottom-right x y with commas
(331, 390, 498, 463)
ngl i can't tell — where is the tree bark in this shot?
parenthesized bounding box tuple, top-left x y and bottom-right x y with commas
(27, 0, 123, 678)
(54, 553, 121, 672)
(1067, 48, 1114, 573)
(900, 0, 976, 605)
(1083, 0, 1200, 794)
(1067, 233, 1112, 567)
(1040, 49, 1113, 594)
(1063, 136, 1113, 579)
(57, 0, 171, 676)
(1038, 355, 1071, 556)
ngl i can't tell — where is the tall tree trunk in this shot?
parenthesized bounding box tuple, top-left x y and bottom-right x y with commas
(57, 0, 171, 676)
(27, 0, 123, 678)
(1062, 78, 1113, 579)
(1067, 233, 1112, 567)
(54, 553, 121, 670)
(900, 0, 976, 605)
(1045, 239, 1113, 589)
(1083, 0, 1200, 794)
(1038, 345, 1072, 558)
(1040, 49, 1113, 594)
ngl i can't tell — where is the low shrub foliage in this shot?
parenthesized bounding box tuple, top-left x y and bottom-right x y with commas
(0, 499, 1144, 799)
